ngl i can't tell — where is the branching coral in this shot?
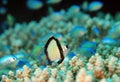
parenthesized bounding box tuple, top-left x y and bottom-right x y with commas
(0, 3, 120, 82)
(1, 53, 120, 82)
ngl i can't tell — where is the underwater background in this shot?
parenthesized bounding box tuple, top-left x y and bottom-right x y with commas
(0, 0, 120, 82)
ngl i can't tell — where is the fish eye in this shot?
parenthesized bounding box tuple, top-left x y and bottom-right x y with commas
(66, 45, 68, 49)
(13, 57, 16, 60)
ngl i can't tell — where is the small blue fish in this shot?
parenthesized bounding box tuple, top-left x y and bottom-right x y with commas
(0, 53, 31, 79)
(78, 41, 97, 58)
(64, 52, 76, 61)
(46, 0, 62, 4)
(107, 23, 120, 39)
(80, 41, 97, 49)
(78, 47, 95, 58)
(87, 1, 103, 12)
(68, 52, 76, 58)
(81, 1, 88, 11)
(16, 59, 30, 68)
(70, 25, 87, 38)
(68, 5, 81, 14)
(26, 0, 43, 10)
(50, 12, 63, 21)
(15, 60, 30, 74)
(15, 52, 31, 67)
(101, 37, 117, 45)
(0, 50, 30, 69)
(92, 27, 100, 36)
(0, 55, 17, 69)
